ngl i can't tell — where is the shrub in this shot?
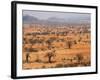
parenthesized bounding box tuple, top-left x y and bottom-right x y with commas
(75, 53, 84, 64)
(35, 59, 42, 63)
(42, 65, 46, 68)
(55, 64, 63, 68)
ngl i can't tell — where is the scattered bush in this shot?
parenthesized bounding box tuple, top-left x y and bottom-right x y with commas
(55, 64, 64, 68)
(35, 59, 42, 63)
(42, 65, 46, 68)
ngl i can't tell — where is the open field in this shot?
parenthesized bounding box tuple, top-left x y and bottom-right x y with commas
(22, 23, 91, 69)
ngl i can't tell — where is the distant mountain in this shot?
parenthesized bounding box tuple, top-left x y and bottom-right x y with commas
(23, 15, 38, 24)
(47, 17, 66, 23)
(23, 15, 90, 24)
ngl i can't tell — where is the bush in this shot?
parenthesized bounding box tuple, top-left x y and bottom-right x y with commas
(63, 64, 69, 67)
(25, 48, 39, 52)
(22, 60, 26, 64)
(42, 65, 46, 68)
(30, 48, 38, 52)
(35, 59, 42, 63)
(55, 64, 63, 68)
(64, 63, 79, 67)
(82, 61, 91, 66)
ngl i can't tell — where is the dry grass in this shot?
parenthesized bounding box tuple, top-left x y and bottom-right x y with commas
(22, 23, 91, 69)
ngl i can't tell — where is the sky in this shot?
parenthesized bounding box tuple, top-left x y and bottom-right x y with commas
(23, 10, 91, 23)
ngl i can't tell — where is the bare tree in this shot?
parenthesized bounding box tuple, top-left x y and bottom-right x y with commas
(66, 41, 73, 49)
(45, 50, 56, 63)
(74, 40, 77, 44)
(76, 53, 83, 64)
(26, 52, 30, 63)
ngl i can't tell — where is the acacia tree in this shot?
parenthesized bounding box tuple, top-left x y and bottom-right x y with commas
(25, 48, 30, 63)
(26, 52, 30, 63)
(66, 41, 73, 49)
(76, 53, 83, 64)
(25, 36, 34, 63)
(46, 39, 53, 50)
(74, 40, 77, 44)
(45, 50, 56, 63)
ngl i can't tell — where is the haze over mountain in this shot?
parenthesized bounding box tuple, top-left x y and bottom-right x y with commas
(23, 15, 38, 24)
(23, 14, 90, 24)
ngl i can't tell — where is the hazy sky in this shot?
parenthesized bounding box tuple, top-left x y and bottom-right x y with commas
(23, 10, 91, 23)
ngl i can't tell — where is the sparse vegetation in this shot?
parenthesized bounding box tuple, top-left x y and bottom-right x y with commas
(23, 23, 91, 69)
